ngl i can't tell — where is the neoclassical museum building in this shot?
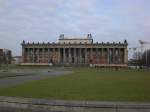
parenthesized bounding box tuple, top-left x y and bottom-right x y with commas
(21, 34, 128, 67)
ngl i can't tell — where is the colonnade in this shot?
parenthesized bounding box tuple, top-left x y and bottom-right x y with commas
(23, 47, 127, 65)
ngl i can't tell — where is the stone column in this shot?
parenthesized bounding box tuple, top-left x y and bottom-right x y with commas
(25, 48, 27, 63)
(53, 48, 55, 64)
(38, 48, 39, 63)
(74, 48, 76, 64)
(42, 48, 45, 63)
(90, 48, 93, 64)
(101, 48, 103, 64)
(83, 48, 85, 63)
(96, 48, 98, 64)
(24, 48, 27, 63)
(30, 48, 32, 63)
(113, 48, 115, 64)
(118, 48, 120, 64)
(69, 48, 71, 63)
(116, 48, 119, 64)
(115, 48, 118, 64)
(85, 48, 87, 64)
(107, 48, 109, 64)
(48, 48, 50, 63)
(29, 48, 31, 63)
(79, 48, 82, 63)
(63, 48, 66, 64)
(22, 46, 25, 63)
(33, 48, 35, 63)
(27, 48, 29, 63)
(124, 48, 128, 64)
(76, 48, 78, 63)
(58, 48, 61, 64)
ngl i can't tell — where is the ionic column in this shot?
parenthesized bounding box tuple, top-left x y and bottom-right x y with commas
(36, 48, 39, 63)
(83, 48, 85, 63)
(118, 49, 120, 64)
(79, 48, 82, 63)
(42, 48, 44, 63)
(48, 48, 50, 63)
(63, 48, 66, 64)
(90, 48, 93, 63)
(124, 48, 128, 64)
(30, 48, 32, 63)
(96, 48, 98, 64)
(25, 48, 28, 63)
(85, 48, 87, 63)
(116, 48, 119, 64)
(107, 48, 109, 64)
(22, 46, 25, 63)
(53, 48, 55, 63)
(29, 48, 31, 63)
(101, 48, 103, 64)
(33, 48, 35, 63)
(113, 48, 115, 64)
(58, 48, 61, 64)
(27, 48, 30, 63)
(74, 48, 77, 64)
(77, 48, 79, 63)
(69, 48, 71, 63)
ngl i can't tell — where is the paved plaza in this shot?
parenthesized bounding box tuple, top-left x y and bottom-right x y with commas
(0, 68, 72, 87)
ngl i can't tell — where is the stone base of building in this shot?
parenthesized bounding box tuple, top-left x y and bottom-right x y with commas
(91, 64, 127, 68)
(20, 63, 49, 66)
(20, 63, 127, 68)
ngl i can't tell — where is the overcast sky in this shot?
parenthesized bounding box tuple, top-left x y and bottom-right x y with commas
(0, 0, 150, 56)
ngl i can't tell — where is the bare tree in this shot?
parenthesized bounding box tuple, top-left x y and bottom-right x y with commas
(141, 49, 150, 66)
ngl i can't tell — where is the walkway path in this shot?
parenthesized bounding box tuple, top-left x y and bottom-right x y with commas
(0, 69, 72, 87)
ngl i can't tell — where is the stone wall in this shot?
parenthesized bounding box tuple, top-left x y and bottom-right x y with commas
(59, 39, 93, 44)
(0, 96, 150, 112)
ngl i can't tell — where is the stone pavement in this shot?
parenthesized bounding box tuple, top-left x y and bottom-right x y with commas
(0, 69, 72, 87)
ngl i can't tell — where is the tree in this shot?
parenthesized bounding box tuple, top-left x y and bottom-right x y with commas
(141, 49, 150, 66)
(132, 51, 142, 66)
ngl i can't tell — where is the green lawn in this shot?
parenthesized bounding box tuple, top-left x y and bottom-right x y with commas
(0, 68, 150, 102)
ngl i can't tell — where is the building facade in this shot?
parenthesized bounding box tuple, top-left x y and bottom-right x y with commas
(21, 34, 128, 67)
(0, 49, 12, 64)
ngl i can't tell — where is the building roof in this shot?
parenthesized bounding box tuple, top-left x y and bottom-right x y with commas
(59, 38, 92, 40)
(59, 34, 93, 40)
(21, 34, 128, 46)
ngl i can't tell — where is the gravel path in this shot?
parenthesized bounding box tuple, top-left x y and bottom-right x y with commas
(0, 69, 72, 88)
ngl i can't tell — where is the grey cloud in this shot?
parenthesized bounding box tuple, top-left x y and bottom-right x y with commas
(0, 0, 150, 56)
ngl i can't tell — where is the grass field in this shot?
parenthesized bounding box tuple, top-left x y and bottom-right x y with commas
(0, 68, 150, 102)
